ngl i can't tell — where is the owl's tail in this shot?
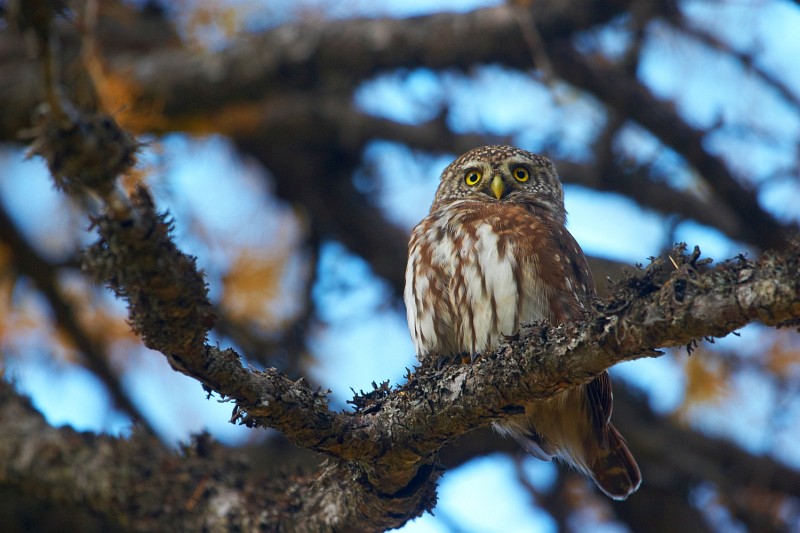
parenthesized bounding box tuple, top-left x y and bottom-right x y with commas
(589, 424, 641, 500)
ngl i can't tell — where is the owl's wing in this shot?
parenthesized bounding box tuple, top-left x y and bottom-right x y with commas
(532, 215, 596, 323)
(536, 218, 613, 435)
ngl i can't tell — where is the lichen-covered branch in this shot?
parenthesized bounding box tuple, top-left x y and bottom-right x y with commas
(0, 379, 312, 532)
(334, 244, 800, 474)
(4, 230, 800, 530)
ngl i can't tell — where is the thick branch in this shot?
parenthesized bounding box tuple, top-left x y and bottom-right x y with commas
(83, 186, 800, 529)
(0, 379, 318, 531)
(344, 245, 800, 466)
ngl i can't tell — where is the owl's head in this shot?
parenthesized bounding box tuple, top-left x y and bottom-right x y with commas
(432, 145, 566, 220)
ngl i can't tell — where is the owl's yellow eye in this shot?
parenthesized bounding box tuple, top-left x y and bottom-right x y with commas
(512, 167, 530, 182)
(464, 170, 482, 186)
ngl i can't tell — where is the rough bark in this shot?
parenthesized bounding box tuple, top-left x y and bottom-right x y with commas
(3, 203, 799, 530)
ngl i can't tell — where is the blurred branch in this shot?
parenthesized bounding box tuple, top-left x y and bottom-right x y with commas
(619, 384, 800, 492)
(556, 158, 742, 242)
(79, 2, 641, 126)
(0, 2, 621, 139)
(1, 1, 790, 252)
(0, 379, 296, 531)
(0, 194, 153, 433)
(0, 0, 648, 137)
(612, 385, 800, 531)
(544, 39, 794, 250)
(671, 17, 800, 111)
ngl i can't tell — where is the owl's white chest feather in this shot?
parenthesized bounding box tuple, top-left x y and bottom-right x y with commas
(405, 210, 548, 358)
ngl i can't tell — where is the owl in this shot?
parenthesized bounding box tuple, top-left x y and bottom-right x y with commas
(404, 145, 641, 500)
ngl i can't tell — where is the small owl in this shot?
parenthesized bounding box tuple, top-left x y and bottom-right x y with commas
(404, 145, 641, 499)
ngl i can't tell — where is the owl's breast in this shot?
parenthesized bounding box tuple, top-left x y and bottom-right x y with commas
(405, 203, 550, 359)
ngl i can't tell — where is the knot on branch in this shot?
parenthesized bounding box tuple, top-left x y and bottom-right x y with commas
(82, 187, 216, 362)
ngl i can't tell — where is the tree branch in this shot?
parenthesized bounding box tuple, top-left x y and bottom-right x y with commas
(555, 158, 742, 244)
(81, 183, 800, 528)
(0, 379, 311, 531)
(0, 1, 647, 137)
(670, 16, 800, 112)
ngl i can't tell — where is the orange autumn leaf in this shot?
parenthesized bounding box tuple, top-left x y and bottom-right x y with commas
(221, 250, 287, 328)
(679, 352, 730, 415)
(764, 334, 800, 377)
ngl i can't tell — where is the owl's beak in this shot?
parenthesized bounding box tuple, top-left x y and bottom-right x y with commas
(491, 175, 505, 199)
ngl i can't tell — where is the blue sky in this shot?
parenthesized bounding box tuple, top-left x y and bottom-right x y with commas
(2, 1, 800, 531)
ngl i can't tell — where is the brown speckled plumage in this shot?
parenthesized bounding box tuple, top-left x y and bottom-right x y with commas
(404, 145, 641, 500)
